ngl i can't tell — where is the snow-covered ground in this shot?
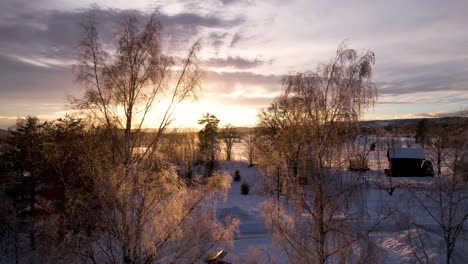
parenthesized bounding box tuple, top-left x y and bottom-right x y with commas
(216, 161, 270, 261)
(213, 139, 467, 263)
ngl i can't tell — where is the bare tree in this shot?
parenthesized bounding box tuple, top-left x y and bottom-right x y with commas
(258, 42, 378, 263)
(71, 10, 236, 263)
(426, 121, 452, 175)
(75, 9, 202, 167)
(220, 124, 239, 161)
(94, 165, 238, 263)
(159, 131, 199, 179)
(409, 116, 468, 264)
(410, 177, 468, 264)
(243, 132, 257, 167)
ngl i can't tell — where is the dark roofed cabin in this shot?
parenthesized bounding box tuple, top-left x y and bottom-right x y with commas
(387, 147, 425, 177)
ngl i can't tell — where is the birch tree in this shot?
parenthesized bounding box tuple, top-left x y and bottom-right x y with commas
(72, 10, 236, 263)
(259, 42, 379, 263)
(75, 9, 203, 167)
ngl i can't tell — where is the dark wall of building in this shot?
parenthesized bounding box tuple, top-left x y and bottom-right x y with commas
(390, 158, 423, 177)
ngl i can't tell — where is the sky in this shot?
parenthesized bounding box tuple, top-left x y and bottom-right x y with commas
(0, 0, 467, 128)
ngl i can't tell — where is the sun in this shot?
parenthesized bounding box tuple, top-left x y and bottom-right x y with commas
(143, 97, 258, 129)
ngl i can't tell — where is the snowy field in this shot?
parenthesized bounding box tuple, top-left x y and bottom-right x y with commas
(213, 139, 467, 263)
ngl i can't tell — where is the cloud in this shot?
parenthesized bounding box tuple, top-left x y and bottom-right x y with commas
(375, 58, 468, 96)
(0, 54, 78, 102)
(219, 0, 251, 6)
(205, 32, 229, 50)
(205, 71, 282, 94)
(1, 1, 467, 126)
(230, 32, 242, 47)
(204, 56, 271, 69)
(0, 7, 247, 103)
(398, 109, 467, 119)
(162, 11, 243, 27)
(0, 8, 245, 61)
(208, 94, 274, 107)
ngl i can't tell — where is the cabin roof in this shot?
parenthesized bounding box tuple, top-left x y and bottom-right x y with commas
(388, 147, 425, 159)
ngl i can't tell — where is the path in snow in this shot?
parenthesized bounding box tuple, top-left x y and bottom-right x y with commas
(216, 161, 271, 258)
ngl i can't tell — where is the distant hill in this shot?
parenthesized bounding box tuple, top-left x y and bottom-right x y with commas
(361, 116, 467, 128)
(131, 117, 468, 134)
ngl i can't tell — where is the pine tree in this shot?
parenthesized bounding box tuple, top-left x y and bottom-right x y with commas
(198, 113, 220, 175)
(233, 168, 241, 182)
(240, 182, 250, 195)
(415, 119, 428, 147)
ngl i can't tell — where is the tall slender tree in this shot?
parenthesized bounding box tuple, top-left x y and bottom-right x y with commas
(259, 42, 379, 263)
(198, 113, 220, 175)
(71, 10, 236, 263)
(75, 9, 202, 167)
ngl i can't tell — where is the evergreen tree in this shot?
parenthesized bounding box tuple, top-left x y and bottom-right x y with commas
(233, 168, 241, 182)
(198, 113, 220, 175)
(415, 119, 428, 147)
(240, 182, 250, 195)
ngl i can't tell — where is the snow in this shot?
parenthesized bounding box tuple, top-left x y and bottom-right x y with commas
(212, 138, 467, 263)
(387, 147, 425, 159)
(216, 161, 270, 260)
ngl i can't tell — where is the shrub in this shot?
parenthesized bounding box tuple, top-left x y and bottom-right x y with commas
(233, 168, 241, 182)
(240, 182, 250, 195)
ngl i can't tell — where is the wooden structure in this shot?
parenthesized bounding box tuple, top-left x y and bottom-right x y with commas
(387, 147, 426, 177)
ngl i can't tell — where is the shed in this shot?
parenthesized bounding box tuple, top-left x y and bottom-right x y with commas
(387, 147, 425, 177)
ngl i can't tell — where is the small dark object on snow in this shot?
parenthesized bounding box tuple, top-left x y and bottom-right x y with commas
(240, 182, 250, 195)
(205, 250, 229, 264)
(233, 168, 241, 182)
(370, 142, 376, 151)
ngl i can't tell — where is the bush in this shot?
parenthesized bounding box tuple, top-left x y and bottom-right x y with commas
(240, 182, 250, 195)
(233, 168, 241, 182)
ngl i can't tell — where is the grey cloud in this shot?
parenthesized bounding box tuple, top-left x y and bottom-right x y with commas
(206, 32, 229, 50)
(303, 1, 468, 41)
(204, 56, 270, 69)
(0, 8, 244, 60)
(220, 0, 238, 5)
(0, 54, 78, 101)
(205, 71, 282, 94)
(219, 0, 251, 5)
(230, 33, 242, 47)
(161, 12, 244, 49)
(376, 59, 468, 96)
(378, 76, 468, 96)
(162, 12, 243, 27)
(0, 7, 247, 106)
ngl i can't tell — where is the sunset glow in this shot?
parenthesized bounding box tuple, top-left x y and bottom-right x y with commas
(1, 0, 467, 128)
